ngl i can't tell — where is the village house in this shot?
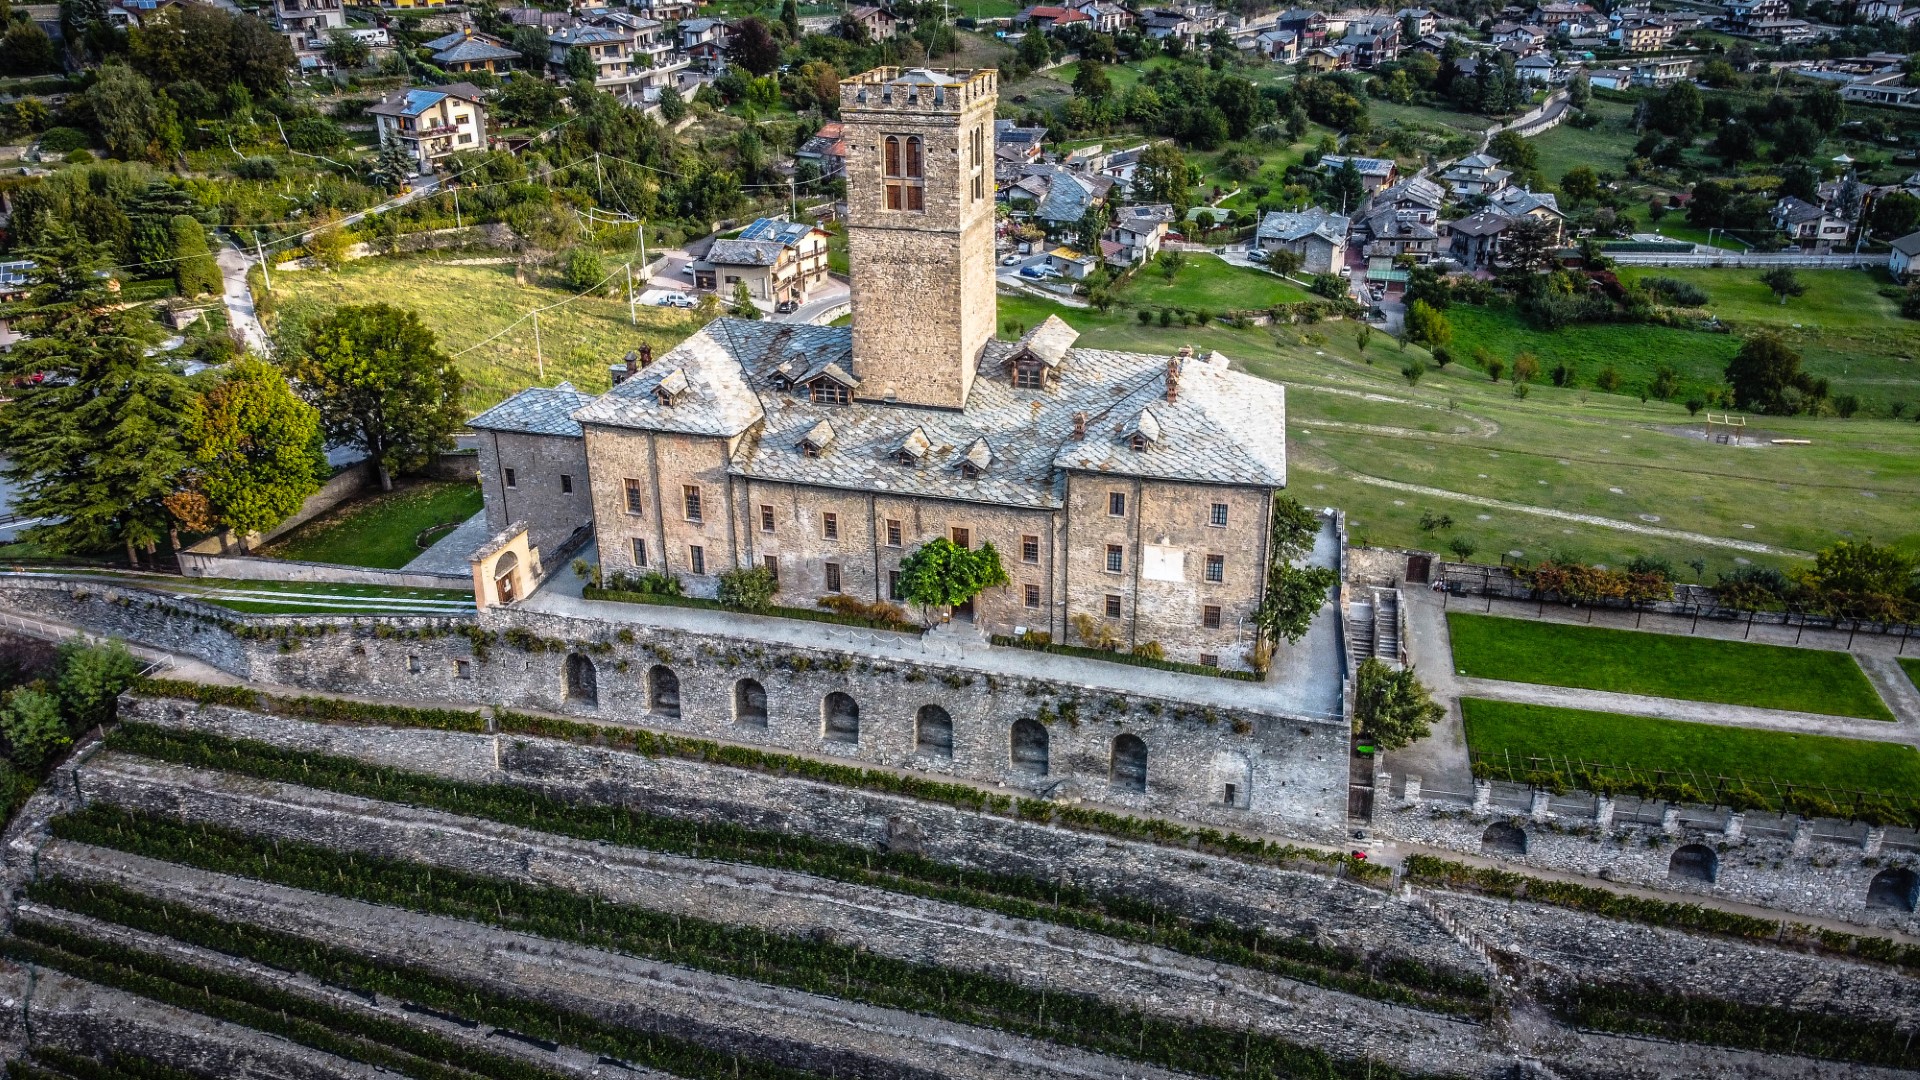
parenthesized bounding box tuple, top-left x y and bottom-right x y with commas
(548, 24, 646, 96)
(1888, 230, 1920, 280)
(1105, 203, 1174, 264)
(425, 27, 521, 75)
(846, 5, 899, 39)
(470, 68, 1294, 671)
(1722, 0, 1789, 32)
(1016, 4, 1092, 31)
(796, 121, 849, 179)
(1276, 7, 1329, 46)
(368, 83, 489, 175)
(1630, 56, 1693, 87)
(1254, 207, 1350, 273)
(1771, 196, 1852, 251)
(1396, 6, 1437, 36)
(1318, 154, 1397, 193)
(694, 217, 834, 307)
(270, 0, 345, 68)
(1438, 153, 1512, 197)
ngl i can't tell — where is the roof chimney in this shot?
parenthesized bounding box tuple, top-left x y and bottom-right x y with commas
(1166, 356, 1183, 404)
(1072, 411, 1086, 439)
(624, 349, 639, 375)
(639, 343, 653, 368)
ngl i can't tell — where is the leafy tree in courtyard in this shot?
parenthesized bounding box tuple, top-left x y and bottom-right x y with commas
(717, 566, 777, 612)
(288, 304, 465, 491)
(174, 358, 327, 544)
(0, 233, 190, 565)
(1501, 217, 1559, 272)
(1760, 266, 1807, 306)
(1793, 540, 1918, 621)
(1256, 495, 1337, 645)
(1353, 657, 1443, 750)
(1328, 157, 1365, 213)
(897, 538, 1010, 620)
(1132, 143, 1194, 212)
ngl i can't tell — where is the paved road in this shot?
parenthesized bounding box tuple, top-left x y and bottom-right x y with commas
(772, 275, 849, 325)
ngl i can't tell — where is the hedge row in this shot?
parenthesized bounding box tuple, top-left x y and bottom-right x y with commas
(18, 878, 820, 1080)
(1402, 855, 1920, 974)
(9, 1047, 205, 1080)
(988, 635, 1261, 682)
(1558, 982, 1920, 1069)
(108, 723, 1471, 1007)
(52, 805, 1433, 1080)
(130, 679, 1390, 883)
(582, 587, 915, 631)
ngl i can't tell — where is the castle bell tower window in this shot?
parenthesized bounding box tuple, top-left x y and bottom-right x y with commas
(883, 135, 925, 212)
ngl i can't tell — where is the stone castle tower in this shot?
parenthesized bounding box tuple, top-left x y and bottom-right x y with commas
(839, 68, 998, 410)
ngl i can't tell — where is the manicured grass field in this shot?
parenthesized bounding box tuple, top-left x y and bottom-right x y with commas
(1460, 698, 1920, 799)
(1903, 657, 1920, 691)
(1116, 254, 1311, 313)
(1447, 303, 1742, 405)
(993, 288, 1920, 578)
(1447, 613, 1893, 721)
(1527, 97, 1642, 187)
(259, 481, 482, 570)
(273, 257, 705, 411)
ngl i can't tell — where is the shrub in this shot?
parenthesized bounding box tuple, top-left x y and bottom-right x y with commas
(1069, 612, 1124, 651)
(36, 126, 91, 153)
(1595, 364, 1623, 392)
(1130, 641, 1166, 661)
(1484, 357, 1506, 382)
(1641, 276, 1709, 307)
(716, 566, 777, 612)
(562, 247, 606, 293)
(814, 594, 910, 627)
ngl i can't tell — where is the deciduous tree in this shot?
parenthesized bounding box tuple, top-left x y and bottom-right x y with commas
(288, 304, 465, 491)
(897, 538, 1010, 618)
(179, 357, 327, 543)
(1353, 657, 1443, 750)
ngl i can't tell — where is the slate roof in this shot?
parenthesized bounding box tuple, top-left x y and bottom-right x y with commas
(1113, 203, 1174, 233)
(708, 239, 786, 266)
(468, 383, 598, 436)
(1447, 210, 1510, 236)
(1489, 187, 1563, 217)
(551, 24, 632, 45)
(1033, 168, 1098, 222)
(433, 36, 521, 63)
(1774, 195, 1829, 225)
(1892, 230, 1920, 257)
(1373, 176, 1446, 210)
(368, 83, 486, 118)
(563, 318, 1287, 508)
(1257, 207, 1350, 244)
(1320, 154, 1395, 178)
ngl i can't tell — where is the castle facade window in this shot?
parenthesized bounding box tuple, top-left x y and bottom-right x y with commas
(883, 134, 925, 211)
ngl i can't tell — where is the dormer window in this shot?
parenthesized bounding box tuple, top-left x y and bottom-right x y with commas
(798, 419, 835, 458)
(1128, 407, 1161, 452)
(959, 437, 991, 478)
(654, 367, 690, 407)
(810, 381, 849, 405)
(1012, 360, 1045, 390)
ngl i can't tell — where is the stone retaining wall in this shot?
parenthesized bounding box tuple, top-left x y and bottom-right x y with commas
(40, 841, 1183, 1080)
(118, 695, 1474, 975)
(76, 753, 1504, 1078)
(0, 577, 1348, 842)
(1375, 792, 1920, 935)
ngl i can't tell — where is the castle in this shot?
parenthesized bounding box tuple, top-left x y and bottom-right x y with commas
(468, 67, 1292, 670)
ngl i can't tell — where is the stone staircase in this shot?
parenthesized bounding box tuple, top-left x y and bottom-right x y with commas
(1346, 599, 1376, 664)
(1373, 589, 1402, 665)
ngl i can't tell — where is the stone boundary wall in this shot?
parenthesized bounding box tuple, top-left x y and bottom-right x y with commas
(1373, 787, 1920, 935)
(77, 753, 1504, 1079)
(0, 966, 388, 1080)
(180, 460, 378, 561)
(174, 554, 470, 590)
(41, 842, 1180, 1080)
(117, 696, 1478, 976)
(0, 577, 1349, 841)
(1423, 889, 1920, 1027)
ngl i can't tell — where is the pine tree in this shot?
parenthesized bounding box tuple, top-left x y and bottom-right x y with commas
(372, 137, 418, 192)
(0, 232, 190, 565)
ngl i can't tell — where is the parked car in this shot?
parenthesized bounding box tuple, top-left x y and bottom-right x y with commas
(656, 293, 697, 308)
(1019, 266, 1047, 279)
(680, 264, 696, 276)
(1001, 254, 1021, 266)
(1247, 248, 1269, 262)
(775, 298, 799, 314)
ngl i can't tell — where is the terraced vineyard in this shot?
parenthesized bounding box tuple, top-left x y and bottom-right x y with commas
(4, 686, 1918, 1078)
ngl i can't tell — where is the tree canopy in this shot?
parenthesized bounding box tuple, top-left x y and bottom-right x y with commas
(1353, 657, 1443, 750)
(0, 233, 190, 563)
(287, 303, 465, 490)
(897, 538, 1010, 615)
(176, 357, 328, 542)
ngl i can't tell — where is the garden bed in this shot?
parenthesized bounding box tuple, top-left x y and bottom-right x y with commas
(580, 586, 918, 632)
(257, 480, 482, 570)
(990, 635, 1259, 682)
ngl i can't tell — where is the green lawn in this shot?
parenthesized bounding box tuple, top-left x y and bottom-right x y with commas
(1903, 657, 1920, 691)
(1460, 698, 1920, 802)
(1116, 255, 1310, 314)
(1528, 97, 1642, 186)
(259, 481, 483, 570)
(1447, 613, 1894, 721)
(994, 287, 1920, 580)
(272, 257, 705, 412)
(1447, 303, 1743, 405)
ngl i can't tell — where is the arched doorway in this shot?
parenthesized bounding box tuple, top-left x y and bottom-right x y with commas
(823, 692, 859, 743)
(1481, 821, 1527, 855)
(648, 665, 680, 719)
(1867, 867, 1918, 912)
(1010, 718, 1048, 776)
(1669, 843, 1718, 884)
(1109, 734, 1147, 792)
(492, 550, 520, 604)
(563, 654, 598, 707)
(916, 705, 953, 758)
(734, 679, 768, 728)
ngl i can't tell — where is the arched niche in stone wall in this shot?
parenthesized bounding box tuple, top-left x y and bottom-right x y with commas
(823, 691, 860, 743)
(1109, 734, 1147, 793)
(648, 665, 681, 719)
(1010, 717, 1049, 777)
(563, 653, 598, 707)
(1669, 843, 1719, 884)
(915, 704, 953, 758)
(1481, 821, 1527, 856)
(734, 678, 769, 728)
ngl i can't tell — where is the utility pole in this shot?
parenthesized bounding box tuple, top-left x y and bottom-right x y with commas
(254, 234, 272, 292)
(596, 152, 604, 203)
(627, 261, 636, 325)
(533, 311, 544, 380)
(789, 173, 797, 220)
(453, 185, 462, 230)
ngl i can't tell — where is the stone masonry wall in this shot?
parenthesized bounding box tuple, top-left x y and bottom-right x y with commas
(117, 696, 1470, 974)
(1375, 793, 1920, 934)
(78, 754, 1506, 1079)
(475, 427, 594, 562)
(0, 576, 1347, 839)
